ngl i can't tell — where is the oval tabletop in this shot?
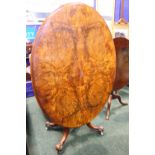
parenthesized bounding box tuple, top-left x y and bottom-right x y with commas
(113, 37, 129, 90)
(31, 3, 116, 128)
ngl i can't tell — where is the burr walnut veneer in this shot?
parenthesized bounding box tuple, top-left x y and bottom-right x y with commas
(30, 3, 116, 151)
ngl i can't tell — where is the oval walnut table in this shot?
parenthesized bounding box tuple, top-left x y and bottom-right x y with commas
(30, 3, 116, 152)
(105, 37, 129, 120)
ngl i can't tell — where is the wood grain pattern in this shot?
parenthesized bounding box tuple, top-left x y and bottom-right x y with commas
(113, 37, 129, 90)
(31, 3, 116, 128)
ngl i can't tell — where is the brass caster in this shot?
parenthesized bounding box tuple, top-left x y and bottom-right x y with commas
(87, 122, 104, 136)
(97, 126, 104, 136)
(56, 143, 63, 152)
(105, 115, 109, 120)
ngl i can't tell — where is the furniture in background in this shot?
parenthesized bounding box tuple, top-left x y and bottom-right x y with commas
(105, 37, 129, 120)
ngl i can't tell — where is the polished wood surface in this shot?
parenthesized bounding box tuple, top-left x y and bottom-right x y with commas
(113, 37, 129, 90)
(31, 3, 116, 128)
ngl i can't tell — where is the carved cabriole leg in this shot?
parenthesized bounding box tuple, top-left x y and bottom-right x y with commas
(105, 90, 128, 120)
(45, 121, 70, 152)
(56, 128, 70, 152)
(113, 90, 128, 105)
(105, 93, 113, 120)
(87, 122, 104, 135)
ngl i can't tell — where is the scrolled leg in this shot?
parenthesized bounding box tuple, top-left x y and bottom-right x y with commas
(87, 122, 104, 135)
(56, 128, 70, 152)
(105, 94, 113, 120)
(113, 90, 128, 105)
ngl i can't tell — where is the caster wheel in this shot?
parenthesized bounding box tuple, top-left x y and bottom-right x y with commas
(45, 123, 50, 130)
(98, 126, 104, 136)
(100, 130, 104, 136)
(122, 102, 128, 105)
(56, 143, 63, 152)
(105, 116, 109, 120)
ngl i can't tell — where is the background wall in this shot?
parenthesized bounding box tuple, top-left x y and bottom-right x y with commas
(26, 0, 94, 12)
(26, 0, 115, 34)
